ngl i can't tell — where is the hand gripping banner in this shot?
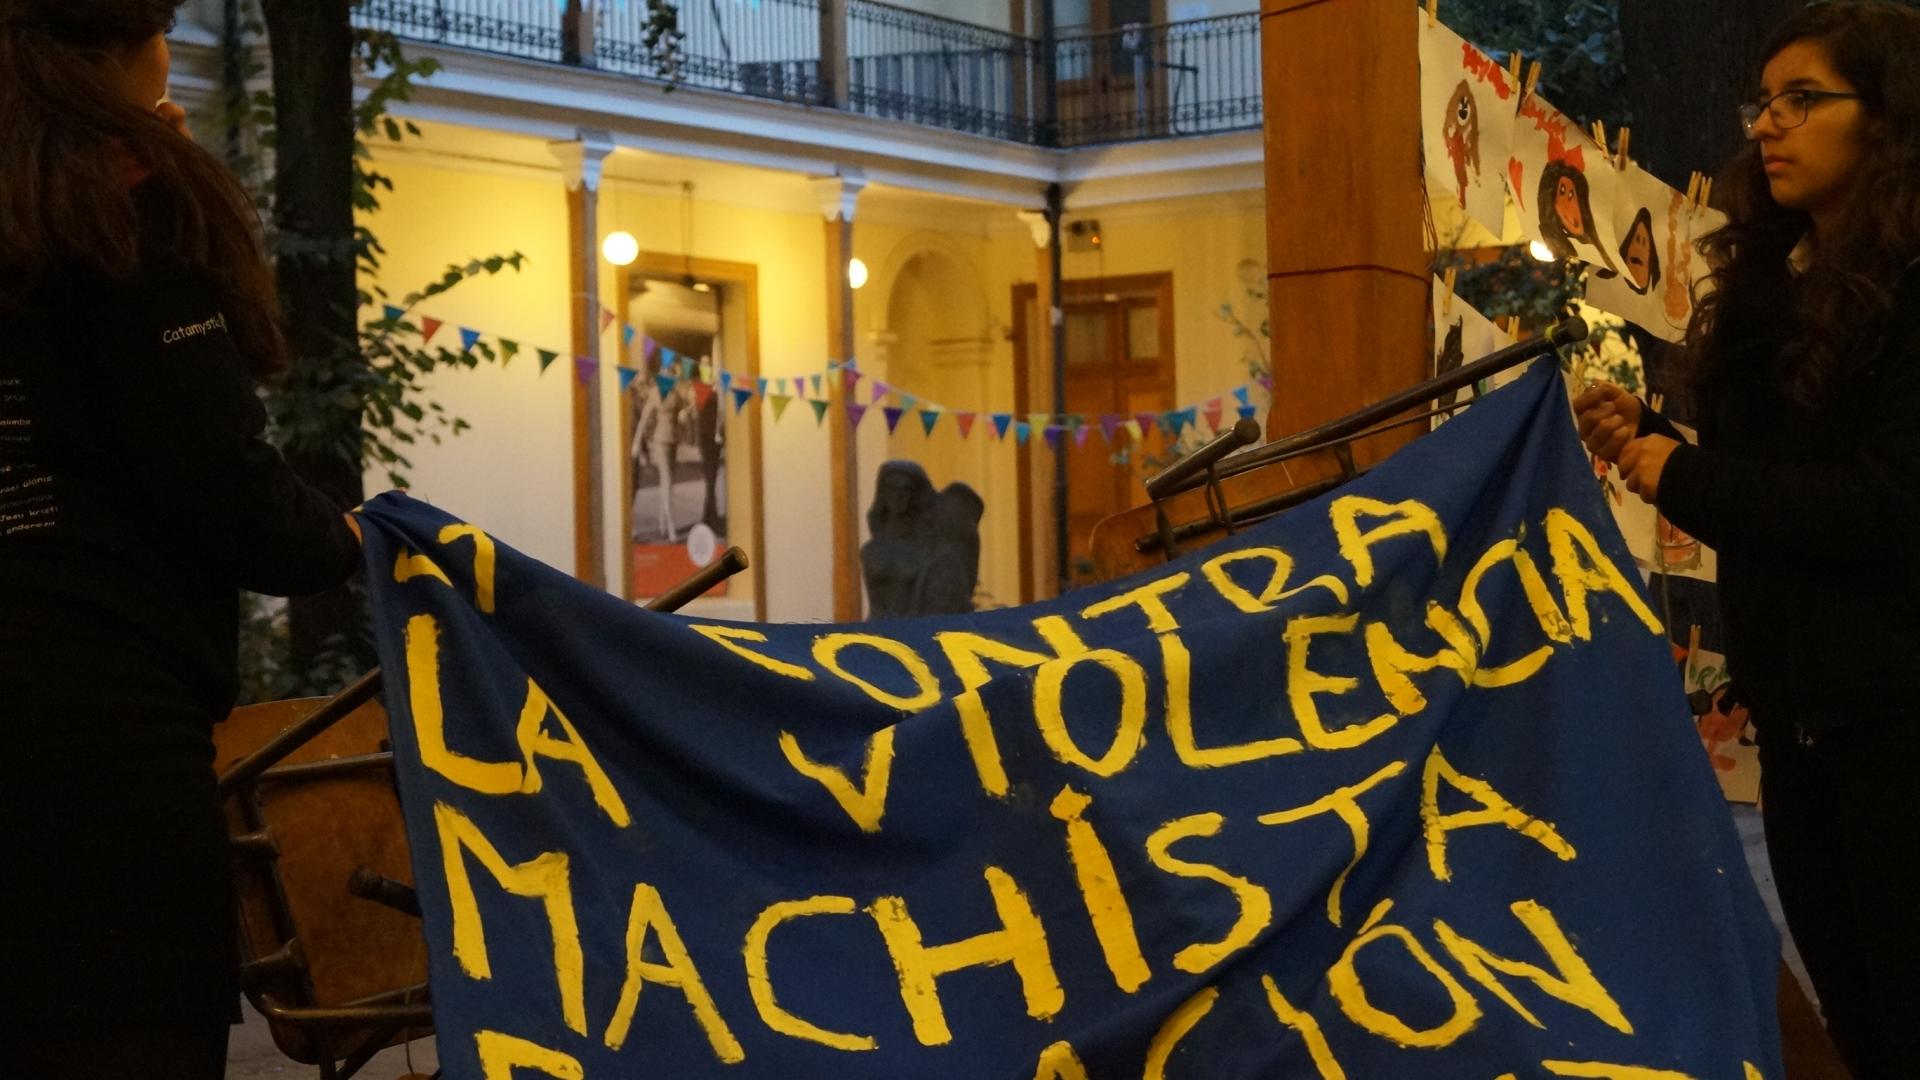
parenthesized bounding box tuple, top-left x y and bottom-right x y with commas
(360, 360, 1783, 1080)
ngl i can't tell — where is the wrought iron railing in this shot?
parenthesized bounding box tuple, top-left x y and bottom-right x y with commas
(845, 0, 1041, 142)
(596, 0, 825, 104)
(1053, 12, 1260, 145)
(356, 0, 566, 63)
(352, 0, 1262, 147)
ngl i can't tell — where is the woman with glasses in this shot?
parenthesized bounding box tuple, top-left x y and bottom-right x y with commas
(0, 2, 362, 1076)
(1573, 3, 1920, 1074)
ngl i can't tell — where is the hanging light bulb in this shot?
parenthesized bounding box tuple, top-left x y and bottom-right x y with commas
(603, 231, 640, 267)
(847, 257, 869, 290)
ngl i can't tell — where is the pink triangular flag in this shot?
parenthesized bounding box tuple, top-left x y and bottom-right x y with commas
(955, 412, 977, 439)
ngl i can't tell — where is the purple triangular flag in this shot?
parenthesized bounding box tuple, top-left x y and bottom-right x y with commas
(574, 357, 598, 385)
(883, 406, 905, 433)
(1100, 414, 1121, 443)
(847, 402, 869, 429)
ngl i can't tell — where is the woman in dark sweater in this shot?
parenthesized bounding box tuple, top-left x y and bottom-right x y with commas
(0, 2, 361, 1076)
(1575, 4, 1920, 1075)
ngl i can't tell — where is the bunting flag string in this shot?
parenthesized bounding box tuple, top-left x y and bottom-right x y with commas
(375, 305, 1274, 447)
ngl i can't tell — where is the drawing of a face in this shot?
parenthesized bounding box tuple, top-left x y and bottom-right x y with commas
(1619, 207, 1661, 295)
(1554, 175, 1585, 237)
(1442, 81, 1480, 203)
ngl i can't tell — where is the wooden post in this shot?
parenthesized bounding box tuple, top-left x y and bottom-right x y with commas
(819, 0, 850, 107)
(1014, 207, 1059, 602)
(1260, 0, 1429, 451)
(812, 170, 868, 621)
(553, 131, 616, 589)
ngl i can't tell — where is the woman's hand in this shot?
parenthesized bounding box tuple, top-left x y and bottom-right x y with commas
(1573, 382, 1643, 463)
(1618, 435, 1681, 503)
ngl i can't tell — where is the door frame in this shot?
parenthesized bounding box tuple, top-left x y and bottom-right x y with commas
(609, 253, 767, 619)
(1010, 270, 1175, 601)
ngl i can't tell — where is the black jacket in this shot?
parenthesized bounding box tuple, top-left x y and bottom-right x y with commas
(1644, 266, 1920, 739)
(0, 192, 360, 765)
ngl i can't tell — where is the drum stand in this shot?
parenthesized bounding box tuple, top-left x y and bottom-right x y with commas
(215, 548, 751, 1079)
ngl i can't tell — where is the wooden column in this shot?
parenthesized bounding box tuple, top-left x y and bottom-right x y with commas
(1260, 0, 1428, 452)
(553, 131, 616, 589)
(1014, 207, 1059, 603)
(812, 170, 868, 621)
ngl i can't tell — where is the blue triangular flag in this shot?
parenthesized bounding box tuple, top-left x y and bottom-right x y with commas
(731, 387, 755, 413)
(991, 413, 1013, 440)
(1233, 385, 1253, 408)
(618, 366, 640, 391)
(458, 327, 482, 352)
(656, 374, 677, 398)
(718, 371, 734, 393)
(623, 324, 636, 347)
(1237, 404, 1259, 421)
(1014, 421, 1031, 445)
(918, 409, 941, 437)
(382, 304, 404, 322)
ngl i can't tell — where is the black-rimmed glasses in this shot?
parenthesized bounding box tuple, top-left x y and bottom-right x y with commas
(1740, 89, 1863, 138)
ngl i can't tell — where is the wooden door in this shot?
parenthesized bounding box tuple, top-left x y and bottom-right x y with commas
(1012, 272, 1174, 589)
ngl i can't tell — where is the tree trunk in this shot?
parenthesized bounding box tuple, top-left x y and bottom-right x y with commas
(1618, 0, 1803, 189)
(260, 0, 370, 684)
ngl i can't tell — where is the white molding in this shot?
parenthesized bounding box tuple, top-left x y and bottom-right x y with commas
(550, 129, 617, 192)
(809, 169, 869, 222)
(170, 34, 1267, 210)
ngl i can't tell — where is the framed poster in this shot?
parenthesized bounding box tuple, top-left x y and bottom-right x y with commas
(613, 255, 765, 617)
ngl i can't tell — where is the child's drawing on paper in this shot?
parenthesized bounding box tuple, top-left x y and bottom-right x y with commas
(1588, 165, 1728, 345)
(1419, 14, 1515, 238)
(1681, 640, 1759, 803)
(1510, 97, 1620, 275)
(1429, 275, 1517, 427)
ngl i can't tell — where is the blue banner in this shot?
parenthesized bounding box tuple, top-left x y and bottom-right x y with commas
(361, 360, 1782, 1079)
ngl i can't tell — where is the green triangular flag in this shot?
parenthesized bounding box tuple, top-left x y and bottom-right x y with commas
(498, 339, 520, 367)
(537, 349, 559, 373)
(809, 399, 830, 425)
(770, 394, 794, 421)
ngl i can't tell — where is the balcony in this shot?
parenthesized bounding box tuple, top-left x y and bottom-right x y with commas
(353, 0, 1261, 148)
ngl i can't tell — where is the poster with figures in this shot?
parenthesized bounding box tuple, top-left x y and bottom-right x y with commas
(1418, 12, 1516, 238)
(1588, 165, 1729, 344)
(1510, 97, 1622, 278)
(1428, 276, 1517, 427)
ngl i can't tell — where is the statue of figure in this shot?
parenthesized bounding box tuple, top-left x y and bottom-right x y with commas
(861, 461, 981, 618)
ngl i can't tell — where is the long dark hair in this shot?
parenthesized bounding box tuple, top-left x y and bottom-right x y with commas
(1690, 1, 1920, 409)
(0, 0, 287, 374)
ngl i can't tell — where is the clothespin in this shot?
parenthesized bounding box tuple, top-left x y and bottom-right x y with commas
(1650, 391, 1666, 412)
(1524, 61, 1542, 102)
(1426, 0, 1438, 28)
(1442, 266, 1457, 316)
(1591, 119, 1608, 155)
(1699, 176, 1715, 210)
(1507, 50, 1523, 87)
(1616, 127, 1632, 169)
(1686, 172, 1703, 207)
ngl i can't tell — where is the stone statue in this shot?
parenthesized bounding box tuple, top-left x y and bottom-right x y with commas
(861, 461, 982, 618)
